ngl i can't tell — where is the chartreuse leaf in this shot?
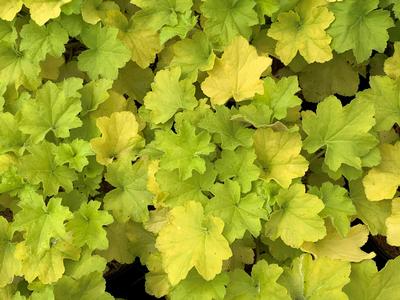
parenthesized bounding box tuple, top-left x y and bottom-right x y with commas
(225, 233, 255, 270)
(18, 142, 77, 196)
(90, 111, 143, 165)
(200, 0, 258, 49)
(66, 201, 113, 250)
(131, 0, 192, 31)
(279, 254, 350, 300)
(54, 272, 113, 300)
(225, 260, 290, 300)
(199, 106, 254, 151)
(104, 157, 152, 223)
(170, 271, 229, 300)
(170, 31, 215, 79)
(302, 96, 377, 172)
(158, 9, 197, 44)
(215, 147, 260, 193)
(156, 164, 217, 207)
(301, 224, 375, 262)
(78, 24, 130, 80)
(144, 67, 197, 124)
(205, 180, 267, 242)
(156, 201, 232, 285)
(384, 42, 400, 79)
(12, 192, 72, 255)
(24, 0, 72, 26)
(154, 121, 215, 180)
(20, 21, 68, 62)
(255, 0, 279, 19)
(363, 142, 400, 201)
(328, 0, 394, 63)
(344, 257, 400, 300)
(201, 36, 271, 105)
(118, 21, 162, 69)
(0, 1, 22, 21)
(79, 79, 113, 116)
(19, 78, 83, 143)
(253, 76, 301, 120)
(253, 128, 308, 188)
(264, 184, 326, 248)
(268, 0, 334, 65)
(386, 198, 400, 246)
(54, 139, 94, 172)
(349, 179, 391, 236)
(0, 41, 41, 90)
(0, 216, 21, 288)
(0, 112, 26, 155)
(99, 221, 139, 264)
(309, 182, 356, 237)
(15, 236, 80, 284)
(145, 253, 171, 298)
(356, 76, 400, 131)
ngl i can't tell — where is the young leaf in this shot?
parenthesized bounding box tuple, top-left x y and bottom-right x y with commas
(154, 121, 215, 180)
(309, 182, 356, 237)
(144, 67, 197, 124)
(200, 0, 258, 49)
(54, 139, 94, 172)
(225, 260, 290, 300)
(254, 76, 301, 120)
(199, 106, 254, 151)
(18, 142, 77, 196)
(66, 201, 113, 250)
(170, 271, 229, 300)
(215, 147, 260, 193)
(104, 157, 153, 223)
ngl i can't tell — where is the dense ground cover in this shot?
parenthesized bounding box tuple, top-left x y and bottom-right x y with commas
(1, 0, 400, 299)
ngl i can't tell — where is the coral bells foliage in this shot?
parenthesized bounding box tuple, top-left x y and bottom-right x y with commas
(2, 0, 400, 299)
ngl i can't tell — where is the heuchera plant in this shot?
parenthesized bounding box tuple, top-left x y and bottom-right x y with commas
(1, 0, 400, 299)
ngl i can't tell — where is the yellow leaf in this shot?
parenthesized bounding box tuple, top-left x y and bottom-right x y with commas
(156, 201, 232, 285)
(119, 26, 162, 69)
(384, 42, 400, 79)
(386, 198, 400, 246)
(0, 0, 22, 21)
(301, 224, 375, 262)
(268, 0, 334, 65)
(24, 0, 72, 26)
(90, 111, 143, 165)
(253, 128, 308, 188)
(363, 142, 400, 201)
(201, 35, 271, 106)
